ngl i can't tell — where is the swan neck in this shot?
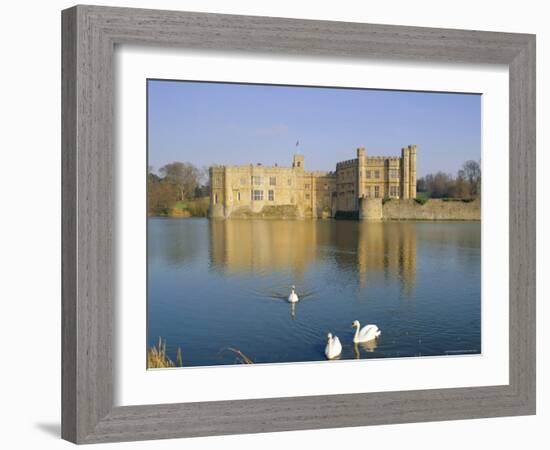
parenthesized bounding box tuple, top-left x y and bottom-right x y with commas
(354, 323, 360, 341)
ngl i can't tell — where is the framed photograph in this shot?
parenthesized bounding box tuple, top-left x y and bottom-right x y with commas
(62, 5, 536, 444)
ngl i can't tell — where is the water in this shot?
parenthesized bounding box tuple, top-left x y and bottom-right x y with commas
(147, 218, 481, 367)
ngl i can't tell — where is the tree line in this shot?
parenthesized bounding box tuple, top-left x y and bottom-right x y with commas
(416, 160, 481, 199)
(148, 162, 210, 216)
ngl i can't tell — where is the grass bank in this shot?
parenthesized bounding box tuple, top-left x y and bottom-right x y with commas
(149, 196, 210, 218)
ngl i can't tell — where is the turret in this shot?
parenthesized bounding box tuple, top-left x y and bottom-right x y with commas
(292, 154, 304, 170)
(357, 147, 366, 206)
(401, 147, 410, 199)
(409, 145, 417, 199)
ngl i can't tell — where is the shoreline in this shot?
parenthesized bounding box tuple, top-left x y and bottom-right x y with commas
(148, 215, 481, 222)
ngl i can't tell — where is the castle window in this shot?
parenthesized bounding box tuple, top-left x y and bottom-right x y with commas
(268, 190, 274, 201)
(324, 184, 328, 190)
(305, 193, 310, 200)
(374, 170, 380, 179)
(374, 186, 380, 198)
(287, 178, 292, 186)
(252, 190, 263, 201)
(366, 170, 371, 179)
(214, 193, 218, 204)
(252, 176, 263, 186)
(305, 183, 310, 190)
(390, 169, 399, 179)
(297, 161, 301, 167)
(366, 186, 371, 197)
(269, 176, 277, 186)
(390, 186, 398, 197)
(237, 191, 241, 201)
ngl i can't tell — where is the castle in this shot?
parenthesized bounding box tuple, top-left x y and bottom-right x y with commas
(209, 145, 417, 219)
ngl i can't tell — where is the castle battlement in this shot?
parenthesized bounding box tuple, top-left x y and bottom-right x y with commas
(335, 159, 358, 169)
(305, 170, 336, 177)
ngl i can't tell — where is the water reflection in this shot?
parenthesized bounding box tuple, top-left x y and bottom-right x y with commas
(208, 219, 417, 295)
(353, 341, 379, 359)
(148, 218, 481, 366)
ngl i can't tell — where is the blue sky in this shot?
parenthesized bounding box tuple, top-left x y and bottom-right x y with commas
(148, 80, 480, 178)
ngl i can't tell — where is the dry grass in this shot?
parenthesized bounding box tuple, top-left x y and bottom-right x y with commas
(225, 347, 254, 364)
(147, 337, 183, 368)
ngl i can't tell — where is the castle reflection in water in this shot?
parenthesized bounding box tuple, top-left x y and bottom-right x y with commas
(208, 220, 416, 295)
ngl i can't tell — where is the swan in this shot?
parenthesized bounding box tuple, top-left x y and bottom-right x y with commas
(352, 320, 381, 343)
(325, 333, 342, 360)
(288, 285, 299, 303)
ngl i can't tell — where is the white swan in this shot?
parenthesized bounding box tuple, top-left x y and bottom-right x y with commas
(288, 285, 299, 303)
(352, 320, 381, 343)
(325, 333, 342, 360)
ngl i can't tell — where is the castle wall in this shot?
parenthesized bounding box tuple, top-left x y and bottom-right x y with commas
(383, 198, 480, 221)
(210, 165, 295, 218)
(310, 173, 337, 218)
(335, 158, 358, 212)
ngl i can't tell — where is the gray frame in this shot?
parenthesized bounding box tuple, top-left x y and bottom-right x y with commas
(62, 5, 536, 444)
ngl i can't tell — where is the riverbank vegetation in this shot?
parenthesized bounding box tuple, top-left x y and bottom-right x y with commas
(147, 337, 183, 368)
(146, 338, 255, 368)
(148, 162, 210, 217)
(225, 348, 254, 364)
(416, 160, 481, 200)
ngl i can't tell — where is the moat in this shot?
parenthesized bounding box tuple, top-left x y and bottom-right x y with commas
(147, 218, 481, 367)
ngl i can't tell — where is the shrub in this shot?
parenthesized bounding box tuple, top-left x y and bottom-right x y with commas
(415, 191, 430, 201)
(414, 197, 428, 205)
(186, 197, 210, 217)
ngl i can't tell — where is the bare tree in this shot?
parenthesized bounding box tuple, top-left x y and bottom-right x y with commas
(451, 170, 470, 198)
(416, 176, 427, 193)
(423, 172, 453, 198)
(159, 162, 200, 201)
(195, 165, 211, 197)
(417, 160, 481, 199)
(461, 160, 481, 197)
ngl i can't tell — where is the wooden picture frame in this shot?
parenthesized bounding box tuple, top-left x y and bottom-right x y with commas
(61, 5, 536, 444)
